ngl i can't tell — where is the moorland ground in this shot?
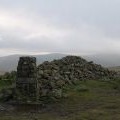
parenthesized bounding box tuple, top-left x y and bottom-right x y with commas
(0, 79, 120, 120)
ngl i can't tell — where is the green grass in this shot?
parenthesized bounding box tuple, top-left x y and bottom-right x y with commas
(0, 79, 13, 91)
(0, 79, 120, 120)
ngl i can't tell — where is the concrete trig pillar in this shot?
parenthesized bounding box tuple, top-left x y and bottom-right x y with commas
(16, 57, 38, 103)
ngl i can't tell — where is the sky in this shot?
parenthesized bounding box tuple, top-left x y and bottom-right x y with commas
(0, 0, 120, 56)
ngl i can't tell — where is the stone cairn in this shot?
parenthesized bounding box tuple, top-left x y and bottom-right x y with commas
(37, 56, 116, 99)
(16, 57, 38, 102)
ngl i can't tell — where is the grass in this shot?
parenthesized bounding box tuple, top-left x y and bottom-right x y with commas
(0, 79, 13, 91)
(0, 79, 120, 120)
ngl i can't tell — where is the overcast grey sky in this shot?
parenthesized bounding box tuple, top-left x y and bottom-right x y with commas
(0, 0, 120, 56)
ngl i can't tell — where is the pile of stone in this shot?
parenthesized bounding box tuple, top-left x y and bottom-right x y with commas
(37, 56, 116, 98)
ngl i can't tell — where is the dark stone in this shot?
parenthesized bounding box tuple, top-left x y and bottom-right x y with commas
(16, 57, 39, 103)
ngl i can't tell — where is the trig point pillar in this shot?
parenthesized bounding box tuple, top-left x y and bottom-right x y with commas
(16, 57, 38, 103)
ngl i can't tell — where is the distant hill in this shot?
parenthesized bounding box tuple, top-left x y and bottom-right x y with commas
(0, 53, 120, 73)
(108, 66, 120, 72)
(83, 54, 120, 67)
(0, 53, 67, 72)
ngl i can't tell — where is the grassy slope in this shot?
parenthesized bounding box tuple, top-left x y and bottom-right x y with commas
(0, 79, 120, 120)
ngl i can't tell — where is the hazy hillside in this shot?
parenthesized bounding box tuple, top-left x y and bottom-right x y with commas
(108, 66, 120, 72)
(0, 53, 66, 72)
(0, 53, 120, 73)
(83, 54, 120, 67)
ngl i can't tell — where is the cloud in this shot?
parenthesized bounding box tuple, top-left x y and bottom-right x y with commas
(0, 0, 120, 56)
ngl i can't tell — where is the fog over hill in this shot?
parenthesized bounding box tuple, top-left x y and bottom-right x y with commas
(84, 54, 120, 67)
(0, 53, 66, 72)
(0, 53, 120, 73)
